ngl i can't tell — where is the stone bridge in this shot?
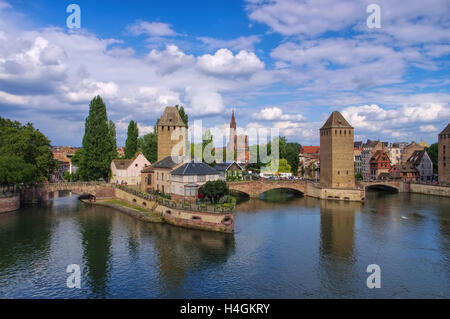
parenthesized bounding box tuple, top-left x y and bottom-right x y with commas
(227, 180, 307, 197)
(20, 182, 116, 204)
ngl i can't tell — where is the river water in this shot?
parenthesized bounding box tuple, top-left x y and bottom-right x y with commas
(0, 190, 449, 298)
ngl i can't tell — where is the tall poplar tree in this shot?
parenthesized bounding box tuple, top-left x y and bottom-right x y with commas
(79, 96, 114, 181)
(108, 120, 117, 160)
(124, 120, 139, 158)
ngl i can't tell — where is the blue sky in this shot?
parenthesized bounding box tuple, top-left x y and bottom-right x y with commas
(0, 0, 449, 147)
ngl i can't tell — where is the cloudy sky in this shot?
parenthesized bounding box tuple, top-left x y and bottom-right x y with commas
(0, 0, 449, 146)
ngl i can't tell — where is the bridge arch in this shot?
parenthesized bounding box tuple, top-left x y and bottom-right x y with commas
(258, 187, 304, 197)
(365, 184, 399, 192)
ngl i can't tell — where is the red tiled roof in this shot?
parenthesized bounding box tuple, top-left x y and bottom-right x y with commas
(300, 146, 320, 154)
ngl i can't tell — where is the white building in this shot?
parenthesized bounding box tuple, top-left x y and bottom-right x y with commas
(110, 152, 151, 185)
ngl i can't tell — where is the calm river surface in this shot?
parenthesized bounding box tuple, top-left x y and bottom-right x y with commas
(0, 190, 449, 298)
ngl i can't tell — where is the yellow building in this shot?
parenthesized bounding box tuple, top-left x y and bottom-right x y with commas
(319, 111, 355, 189)
(438, 123, 450, 183)
(157, 106, 187, 161)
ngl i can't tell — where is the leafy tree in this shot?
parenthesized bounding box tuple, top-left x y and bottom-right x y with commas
(176, 105, 189, 127)
(355, 172, 363, 181)
(79, 96, 114, 181)
(278, 158, 292, 173)
(285, 142, 301, 176)
(139, 130, 157, 163)
(0, 117, 57, 185)
(425, 143, 438, 173)
(124, 120, 139, 159)
(108, 120, 117, 160)
(199, 180, 229, 203)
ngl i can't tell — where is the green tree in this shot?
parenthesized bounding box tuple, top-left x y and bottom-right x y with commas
(0, 117, 57, 185)
(199, 180, 229, 203)
(79, 96, 114, 181)
(425, 142, 438, 173)
(176, 105, 189, 127)
(124, 120, 139, 159)
(139, 130, 157, 163)
(278, 158, 292, 173)
(285, 142, 301, 176)
(108, 120, 117, 160)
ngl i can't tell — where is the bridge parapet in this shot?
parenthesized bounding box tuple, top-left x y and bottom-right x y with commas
(227, 180, 307, 197)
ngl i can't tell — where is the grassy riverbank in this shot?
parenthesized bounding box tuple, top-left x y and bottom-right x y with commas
(85, 198, 162, 223)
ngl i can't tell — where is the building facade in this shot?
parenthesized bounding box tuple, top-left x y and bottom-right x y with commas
(111, 152, 151, 185)
(361, 140, 386, 181)
(400, 142, 425, 164)
(140, 155, 188, 194)
(214, 161, 244, 181)
(319, 111, 355, 189)
(157, 106, 187, 161)
(369, 150, 391, 180)
(438, 123, 450, 183)
(170, 161, 221, 202)
(407, 150, 433, 182)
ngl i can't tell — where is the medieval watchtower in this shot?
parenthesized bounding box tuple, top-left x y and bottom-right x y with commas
(320, 111, 355, 189)
(157, 106, 186, 161)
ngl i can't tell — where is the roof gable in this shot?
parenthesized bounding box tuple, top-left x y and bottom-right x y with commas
(320, 111, 353, 129)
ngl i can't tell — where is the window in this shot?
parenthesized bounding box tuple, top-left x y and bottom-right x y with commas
(198, 175, 206, 182)
(147, 174, 151, 185)
(188, 175, 194, 183)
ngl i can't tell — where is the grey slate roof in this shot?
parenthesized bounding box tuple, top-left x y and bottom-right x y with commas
(152, 155, 186, 169)
(407, 150, 426, 166)
(214, 161, 243, 172)
(171, 161, 220, 176)
(439, 123, 450, 135)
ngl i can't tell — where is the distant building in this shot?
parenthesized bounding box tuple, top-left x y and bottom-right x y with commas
(390, 163, 419, 182)
(299, 146, 320, 178)
(388, 142, 408, 166)
(369, 150, 391, 180)
(419, 140, 429, 148)
(117, 147, 125, 158)
(170, 161, 221, 202)
(354, 142, 363, 174)
(227, 110, 249, 163)
(361, 140, 387, 181)
(110, 152, 150, 185)
(438, 123, 450, 183)
(400, 142, 425, 164)
(51, 146, 80, 181)
(214, 161, 244, 180)
(157, 106, 187, 161)
(406, 150, 433, 182)
(319, 111, 355, 189)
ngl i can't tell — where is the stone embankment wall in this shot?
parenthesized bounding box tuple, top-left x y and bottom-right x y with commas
(115, 187, 234, 233)
(0, 194, 20, 213)
(409, 183, 450, 197)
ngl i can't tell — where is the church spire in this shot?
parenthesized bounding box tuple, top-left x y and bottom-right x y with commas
(230, 109, 236, 130)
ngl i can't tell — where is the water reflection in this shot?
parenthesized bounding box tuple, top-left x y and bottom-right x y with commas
(148, 223, 235, 292)
(77, 207, 113, 298)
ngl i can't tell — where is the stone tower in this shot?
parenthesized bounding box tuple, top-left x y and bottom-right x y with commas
(157, 106, 186, 161)
(320, 111, 355, 189)
(228, 110, 237, 153)
(438, 123, 450, 183)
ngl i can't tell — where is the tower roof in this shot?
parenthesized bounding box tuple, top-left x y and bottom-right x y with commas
(320, 111, 353, 129)
(439, 123, 450, 135)
(158, 106, 185, 126)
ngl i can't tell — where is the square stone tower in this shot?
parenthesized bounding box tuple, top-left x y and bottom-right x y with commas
(438, 123, 450, 183)
(157, 106, 187, 161)
(320, 111, 355, 189)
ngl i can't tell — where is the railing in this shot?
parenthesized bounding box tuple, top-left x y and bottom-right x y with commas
(116, 185, 235, 213)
